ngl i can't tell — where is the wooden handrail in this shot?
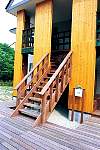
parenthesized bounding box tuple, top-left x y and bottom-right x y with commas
(40, 51, 72, 96)
(14, 52, 49, 90)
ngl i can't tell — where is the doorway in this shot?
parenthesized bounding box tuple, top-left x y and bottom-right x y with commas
(94, 5, 100, 113)
(51, 0, 72, 65)
(94, 47, 100, 111)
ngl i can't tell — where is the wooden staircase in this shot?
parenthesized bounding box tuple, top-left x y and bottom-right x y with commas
(12, 51, 72, 126)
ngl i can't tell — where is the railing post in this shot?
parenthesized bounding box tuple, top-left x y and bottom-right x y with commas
(16, 88, 20, 107)
(24, 79, 27, 95)
(61, 67, 64, 93)
(65, 62, 68, 85)
(37, 65, 39, 81)
(41, 93, 47, 124)
(42, 59, 44, 75)
(71, 88, 75, 121)
(49, 83, 53, 112)
(80, 89, 85, 124)
(69, 54, 72, 80)
(47, 54, 49, 66)
(55, 75, 59, 102)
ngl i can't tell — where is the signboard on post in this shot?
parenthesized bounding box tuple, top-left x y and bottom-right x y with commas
(75, 86, 83, 97)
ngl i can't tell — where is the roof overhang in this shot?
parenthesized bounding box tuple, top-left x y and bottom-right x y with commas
(6, 0, 45, 16)
(6, 0, 72, 24)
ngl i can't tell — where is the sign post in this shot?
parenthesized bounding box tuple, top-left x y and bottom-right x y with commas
(71, 86, 85, 124)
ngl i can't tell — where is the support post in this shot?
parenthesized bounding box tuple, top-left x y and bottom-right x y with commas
(69, 0, 97, 113)
(34, 0, 53, 66)
(13, 10, 25, 97)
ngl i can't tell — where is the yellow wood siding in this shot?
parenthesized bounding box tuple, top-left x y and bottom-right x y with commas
(13, 10, 25, 96)
(34, 0, 53, 66)
(69, 0, 97, 113)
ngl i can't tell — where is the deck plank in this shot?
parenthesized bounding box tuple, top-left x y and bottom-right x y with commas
(0, 101, 100, 149)
(29, 126, 99, 150)
(0, 143, 9, 150)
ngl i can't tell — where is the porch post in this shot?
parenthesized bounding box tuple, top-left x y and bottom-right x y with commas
(34, 0, 53, 66)
(13, 10, 25, 96)
(69, 0, 97, 113)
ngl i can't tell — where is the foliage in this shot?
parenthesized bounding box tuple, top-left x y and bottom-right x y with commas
(0, 80, 12, 86)
(0, 43, 14, 81)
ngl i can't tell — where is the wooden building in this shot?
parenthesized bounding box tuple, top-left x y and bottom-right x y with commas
(6, 0, 100, 125)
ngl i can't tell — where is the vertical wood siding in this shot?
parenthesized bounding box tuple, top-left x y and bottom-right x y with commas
(34, 0, 53, 66)
(13, 10, 25, 96)
(69, 0, 97, 113)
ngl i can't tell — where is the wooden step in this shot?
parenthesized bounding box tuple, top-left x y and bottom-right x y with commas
(53, 88, 56, 92)
(50, 68, 56, 71)
(20, 97, 24, 100)
(40, 81, 48, 86)
(50, 61, 55, 64)
(44, 77, 51, 80)
(37, 88, 42, 92)
(29, 97, 41, 103)
(24, 103, 41, 110)
(47, 73, 54, 77)
(50, 62, 57, 66)
(19, 108, 40, 118)
(48, 72, 54, 75)
(32, 91, 42, 95)
(40, 80, 48, 84)
(50, 70, 56, 73)
(26, 88, 31, 91)
(37, 86, 44, 89)
(51, 64, 57, 68)
(50, 58, 55, 61)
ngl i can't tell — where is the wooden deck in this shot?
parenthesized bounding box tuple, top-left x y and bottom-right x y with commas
(0, 100, 100, 150)
(92, 110, 100, 117)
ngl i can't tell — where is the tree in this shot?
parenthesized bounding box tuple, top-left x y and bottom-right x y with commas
(0, 43, 14, 81)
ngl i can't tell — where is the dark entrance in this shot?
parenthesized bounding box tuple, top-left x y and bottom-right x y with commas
(95, 47, 100, 111)
(55, 85, 69, 118)
(51, 0, 72, 64)
(94, 7, 100, 112)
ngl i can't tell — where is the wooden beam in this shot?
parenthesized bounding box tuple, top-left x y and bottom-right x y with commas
(13, 10, 25, 96)
(34, 0, 53, 66)
(69, 0, 97, 113)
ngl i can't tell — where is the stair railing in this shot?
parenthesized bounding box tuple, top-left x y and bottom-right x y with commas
(38, 51, 72, 123)
(14, 52, 49, 107)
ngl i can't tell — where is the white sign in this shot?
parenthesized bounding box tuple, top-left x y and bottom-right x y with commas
(75, 88, 83, 97)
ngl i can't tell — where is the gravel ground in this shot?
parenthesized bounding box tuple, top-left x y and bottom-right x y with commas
(0, 86, 12, 101)
(48, 107, 80, 129)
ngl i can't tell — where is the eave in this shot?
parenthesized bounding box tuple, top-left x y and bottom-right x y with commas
(6, 0, 45, 16)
